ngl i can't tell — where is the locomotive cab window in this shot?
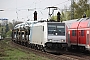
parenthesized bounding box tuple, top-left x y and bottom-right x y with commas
(72, 30, 76, 36)
(48, 23, 65, 36)
(81, 30, 84, 36)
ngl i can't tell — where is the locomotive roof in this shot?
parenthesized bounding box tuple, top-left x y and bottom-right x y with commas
(29, 22, 65, 26)
(70, 18, 90, 29)
(63, 19, 78, 28)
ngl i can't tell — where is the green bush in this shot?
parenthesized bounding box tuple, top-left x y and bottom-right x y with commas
(6, 30, 12, 37)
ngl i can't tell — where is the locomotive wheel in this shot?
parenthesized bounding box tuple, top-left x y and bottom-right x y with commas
(43, 47, 46, 52)
(41, 46, 45, 52)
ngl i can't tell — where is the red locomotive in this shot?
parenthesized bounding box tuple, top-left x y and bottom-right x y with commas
(67, 18, 90, 51)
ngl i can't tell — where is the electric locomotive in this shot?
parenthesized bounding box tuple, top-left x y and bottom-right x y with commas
(12, 10, 68, 53)
(28, 21, 68, 52)
(12, 21, 68, 52)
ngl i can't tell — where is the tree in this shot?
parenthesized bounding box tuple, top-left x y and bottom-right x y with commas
(50, 0, 90, 21)
(61, 11, 70, 21)
(6, 30, 12, 37)
(73, 0, 89, 19)
(50, 16, 57, 21)
(50, 11, 70, 21)
(8, 22, 13, 30)
(5, 24, 9, 33)
(86, 9, 90, 17)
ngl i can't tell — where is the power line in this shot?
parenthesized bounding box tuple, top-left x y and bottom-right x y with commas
(52, 0, 70, 7)
(18, 0, 46, 9)
(15, 0, 70, 12)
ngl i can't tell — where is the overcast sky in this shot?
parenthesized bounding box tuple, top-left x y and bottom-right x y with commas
(0, 0, 71, 22)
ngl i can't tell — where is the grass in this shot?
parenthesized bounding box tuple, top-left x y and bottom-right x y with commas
(0, 39, 51, 60)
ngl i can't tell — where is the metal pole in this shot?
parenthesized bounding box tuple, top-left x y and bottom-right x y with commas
(71, 0, 74, 20)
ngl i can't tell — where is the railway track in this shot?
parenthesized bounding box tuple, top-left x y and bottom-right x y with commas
(10, 41, 90, 60)
(63, 51, 90, 60)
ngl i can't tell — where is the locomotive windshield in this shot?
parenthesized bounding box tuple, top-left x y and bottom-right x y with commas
(48, 23, 65, 36)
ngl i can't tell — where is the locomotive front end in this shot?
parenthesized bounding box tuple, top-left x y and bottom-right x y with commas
(45, 22, 67, 52)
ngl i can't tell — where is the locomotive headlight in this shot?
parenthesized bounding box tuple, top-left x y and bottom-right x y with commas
(48, 39, 52, 42)
(68, 31, 70, 34)
(87, 31, 89, 34)
(61, 39, 65, 42)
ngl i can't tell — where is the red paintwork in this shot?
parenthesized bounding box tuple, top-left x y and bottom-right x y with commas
(66, 25, 68, 43)
(78, 30, 86, 44)
(70, 30, 77, 44)
(69, 20, 90, 46)
(71, 20, 89, 28)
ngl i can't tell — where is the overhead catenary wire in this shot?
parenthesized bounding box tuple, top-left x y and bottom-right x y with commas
(14, 0, 70, 11)
(17, 0, 46, 10)
(3, 0, 71, 12)
(2, 0, 72, 21)
(52, 0, 70, 7)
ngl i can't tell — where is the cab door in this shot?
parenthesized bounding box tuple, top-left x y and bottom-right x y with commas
(78, 30, 86, 44)
(70, 30, 77, 44)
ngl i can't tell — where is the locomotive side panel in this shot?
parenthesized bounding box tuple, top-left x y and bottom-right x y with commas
(31, 25, 44, 45)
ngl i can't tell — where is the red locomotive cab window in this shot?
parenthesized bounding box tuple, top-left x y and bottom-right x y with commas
(81, 30, 84, 36)
(72, 30, 76, 36)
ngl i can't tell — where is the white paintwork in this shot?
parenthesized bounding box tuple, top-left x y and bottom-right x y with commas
(29, 22, 46, 46)
(48, 36, 66, 43)
(28, 22, 66, 47)
(14, 21, 67, 47)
